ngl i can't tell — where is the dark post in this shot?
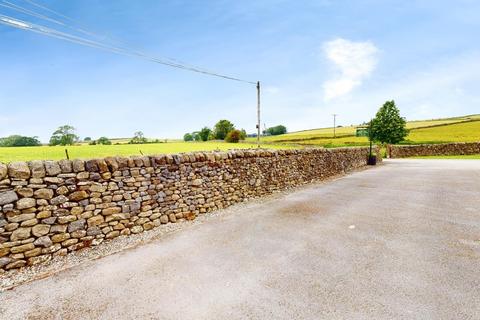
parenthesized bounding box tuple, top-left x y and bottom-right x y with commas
(256, 81, 261, 148)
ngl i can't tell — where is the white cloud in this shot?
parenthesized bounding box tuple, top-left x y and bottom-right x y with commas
(322, 38, 378, 101)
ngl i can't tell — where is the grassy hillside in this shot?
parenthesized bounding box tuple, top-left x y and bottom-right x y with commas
(250, 114, 480, 147)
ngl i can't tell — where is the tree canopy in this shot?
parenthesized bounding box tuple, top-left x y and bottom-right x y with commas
(96, 137, 112, 145)
(0, 135, 41, 147)
(213, 120, 235, 140)
(266, 125, 287, 136)
(183, 133, 193, 141)
(225, 129, 241, 143)
(370, 100, 408, 145)
(49, 125, 79, 146)
(198, 127, 212, 141)
(184, 120, 244, 143)
(129, 131, 148, 144)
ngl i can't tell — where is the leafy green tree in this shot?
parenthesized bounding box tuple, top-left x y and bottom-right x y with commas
(370, 100, 408, 145)
(83, 137, 92, 142)
(198, 127, 212, 141)
(225, 130, 241, 143)
(189, 132, 200, 141)
(97, 137, 112, 145)
(183, 133, 193, 141)
(214, 120, 235, 140)
(49, 125, 79, 146)
(0, 135, 41, 147)
(129, 131, 148, 144)
(266, 125, 287, 136)
(239, 129, 247, 140)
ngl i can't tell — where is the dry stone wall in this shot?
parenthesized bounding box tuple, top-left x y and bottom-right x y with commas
(390, 142, 480, 158)
(0, 147, 375, 271)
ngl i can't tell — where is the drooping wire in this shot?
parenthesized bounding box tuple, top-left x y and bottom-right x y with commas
(0, 0, 63, 25)
(19, 0, 246, 81)
(0, 1, 256, 84)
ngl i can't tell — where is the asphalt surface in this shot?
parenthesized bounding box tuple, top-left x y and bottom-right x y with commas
(1, 159, 479, 319)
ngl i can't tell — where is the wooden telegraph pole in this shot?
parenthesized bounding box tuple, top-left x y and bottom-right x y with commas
(332, 113, 338, 138)
(257, 81, 261, 148)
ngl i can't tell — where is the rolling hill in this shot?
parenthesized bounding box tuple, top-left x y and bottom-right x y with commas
(248, 114, 480, 147)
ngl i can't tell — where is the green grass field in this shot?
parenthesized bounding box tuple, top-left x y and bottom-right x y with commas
(0, 142, 295, 163)
(248, 114, 480, 148)
(413, 155, 480, 159)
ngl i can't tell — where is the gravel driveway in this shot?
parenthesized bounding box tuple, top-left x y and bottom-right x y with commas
(1, 159, 479, 319)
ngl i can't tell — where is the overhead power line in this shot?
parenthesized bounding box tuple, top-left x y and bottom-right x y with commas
(0, 1, 256, 84)
(0, 0, 263, 147)
(3, 0, 218, 76)
(0, 0, 62, 25)
(20, 0, 160, 56)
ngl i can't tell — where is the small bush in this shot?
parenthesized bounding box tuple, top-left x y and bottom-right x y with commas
(97, 137, 112, 145)
(225, 130, 241, 143)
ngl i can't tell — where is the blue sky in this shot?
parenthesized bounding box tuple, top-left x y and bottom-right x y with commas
(1, 0, 479, 142)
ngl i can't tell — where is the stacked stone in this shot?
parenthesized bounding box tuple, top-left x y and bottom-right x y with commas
(390, 142, 480, 158)
(0, 147, 375, 271)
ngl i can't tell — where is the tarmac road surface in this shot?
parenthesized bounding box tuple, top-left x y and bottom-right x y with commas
(1, 159, 479, 319)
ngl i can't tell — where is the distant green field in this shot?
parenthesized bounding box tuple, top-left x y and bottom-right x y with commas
(413, 155, 480, 159)
(249, 114, 480, 148)
(2, 114, 479, 162)
(0, 142, 295, 163)
(402, 121, 480, 144)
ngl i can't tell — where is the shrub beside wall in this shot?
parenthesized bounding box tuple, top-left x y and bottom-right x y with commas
(390, 142, 480, 158)
(0, 147, 377, 271)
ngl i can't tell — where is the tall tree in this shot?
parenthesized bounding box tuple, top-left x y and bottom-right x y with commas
(370, 100, 408, 145)
(192, 132, 201, 141)
(183, 133, 193, 141)
(198, 127, 212, 141)
(239, 129, 247, 140)
(49, 125, 79, 146)
(213, 120, 235, 140)
(130, 131, 148, 144)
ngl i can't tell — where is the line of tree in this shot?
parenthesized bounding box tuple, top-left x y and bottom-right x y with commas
(0, 125, 167, 147)
(88, 136, 112, 145)
(265, 125, 287, 136)
(184, 120, 247, 143)
(0, 135, 41, 147)
(47, 126, 159, 146)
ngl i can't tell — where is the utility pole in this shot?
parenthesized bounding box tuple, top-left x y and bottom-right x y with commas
(332, 114, 338, 138)
(256, 81, 261, 148)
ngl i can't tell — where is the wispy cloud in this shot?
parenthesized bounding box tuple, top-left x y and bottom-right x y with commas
(322, 38, 378, 101)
